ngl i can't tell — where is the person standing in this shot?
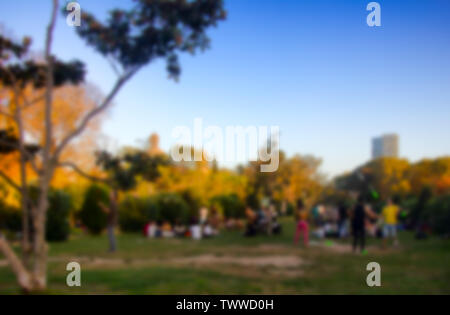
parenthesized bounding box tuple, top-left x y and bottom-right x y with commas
(382, 198, 400, 247)
(294, 199, 309, 247)
(351, 195, 377, 254)
(338, 201, 349, 238)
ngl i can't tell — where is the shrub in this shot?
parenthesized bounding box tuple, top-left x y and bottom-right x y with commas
(0, 202, 21, 233)
(79, 184, 109, 235)
(410, 187, 432, 227)
(424, 194, 450, 237)
(46, 190, 72, 242)
(286, 202, 295, 216)
(211, 194, 245, 219)
(119, 196, 158, 232)
(154, 193, 189, 224)
(180, 190, 201, 219)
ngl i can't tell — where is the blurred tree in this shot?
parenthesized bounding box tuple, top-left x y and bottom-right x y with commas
(243, 151, 324, 210)
(45, 190, 72, 242)
(407, 158, 450, 196)
(0, 0, 225, 292)
(79, 184, 109, 235)
(336, 157, 410, 201)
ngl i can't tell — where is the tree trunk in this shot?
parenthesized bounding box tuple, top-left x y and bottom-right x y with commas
(16, 107, 31, 267)
(0, 236, 33, 292)
(107, 190, 119, 253)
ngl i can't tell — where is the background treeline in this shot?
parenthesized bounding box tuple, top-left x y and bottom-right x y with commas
(1, 150, 450, 239)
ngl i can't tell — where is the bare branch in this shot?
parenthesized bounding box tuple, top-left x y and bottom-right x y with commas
(54, 68, 139, 160)
(21, 91, 45, 109)
(0, 169, 21, 192)
(42, 0, 59, 170)
(59, 161, 110, 184)
(0, 107, 14, 119)
(107, 56, 121, 77)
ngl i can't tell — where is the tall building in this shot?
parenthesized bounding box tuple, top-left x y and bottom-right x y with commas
(147, 133, 164, 157)
(372, 134, 399, 159)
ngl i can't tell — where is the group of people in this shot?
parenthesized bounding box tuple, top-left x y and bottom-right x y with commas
(244, 205, 282, 237)
(294, 196, 402, 253)
(143, 207, 221, 240)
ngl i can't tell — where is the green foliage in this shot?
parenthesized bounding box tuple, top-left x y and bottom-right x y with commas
(71, 0, 226, 79)
(211, 194, 245, 219)
(425, 194, 450, 236)
(119, 193, 192, 231)
(0, 189, 72, 242)
(245, 193, 260, 210)
(79, 185, 109, 235)
(286, 202, 295, 216)
(125, 152, 171, 182)
(46, 190, 72, 242)
(154, 193, 190, 224)
(180, 190, 201, 219)
(0, 202, 21, 233)
(410, 187, 433, 227)
(96, 150, 170, 193)
(0, 35, 85, 89)
(119, 197, 158, 232)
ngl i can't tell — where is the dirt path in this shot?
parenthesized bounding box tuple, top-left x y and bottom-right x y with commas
(0, 254, 304, 268)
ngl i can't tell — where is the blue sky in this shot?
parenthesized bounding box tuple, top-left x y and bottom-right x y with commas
(1, 0, 449, 177)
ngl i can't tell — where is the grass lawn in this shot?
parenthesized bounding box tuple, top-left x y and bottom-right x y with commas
(1, 218, 449, 294)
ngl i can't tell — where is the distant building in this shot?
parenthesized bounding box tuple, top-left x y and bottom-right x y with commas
(372, 134, 399, 159)
(147, 133, 164, 157)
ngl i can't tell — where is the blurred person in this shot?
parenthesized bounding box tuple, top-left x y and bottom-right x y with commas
(269, 204, 282, 235)
(155, 220, 163, 238)
(263, 205, 274, 235)
(161, 221, 174, 238)
(311, 204, 325, 239)
(382, 198, 400, 247)
(338, 201, 349, 238)
(311, 204, 322, 227)
(203, 224, 214, 238)
(199, 206, 209, 236)
(190, 217, 202, 240)
(144, 221, 157, 238)
(209, 206, 221, 231)
(351, 195, 378, 254)
(294, 199, 309, 247)
(244, 206, 258, 237)
(199, 206, 209, 225)
(173, 220, 187, 238)
(257, 206, 268, 232)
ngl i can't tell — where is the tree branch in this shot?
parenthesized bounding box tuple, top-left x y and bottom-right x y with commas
(0, 107, 14, 119)
(58, 161, 110, 184)
(0, 138, 41, 175)
(54, 68, 139, 160)
(42, 0, 59, 170)
(0, 169, 21, 192)
(0, 236, 33, 291)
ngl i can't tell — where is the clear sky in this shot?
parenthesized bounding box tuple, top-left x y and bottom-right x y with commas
(1, 0, 450, 177)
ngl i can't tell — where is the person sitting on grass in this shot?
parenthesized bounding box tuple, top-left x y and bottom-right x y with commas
(244, 206, 258, 237)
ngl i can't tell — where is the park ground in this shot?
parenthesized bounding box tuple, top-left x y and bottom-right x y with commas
(1, 218, 449, 294)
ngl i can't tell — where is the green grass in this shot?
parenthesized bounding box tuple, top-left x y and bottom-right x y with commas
(1, 218, 449, 294)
